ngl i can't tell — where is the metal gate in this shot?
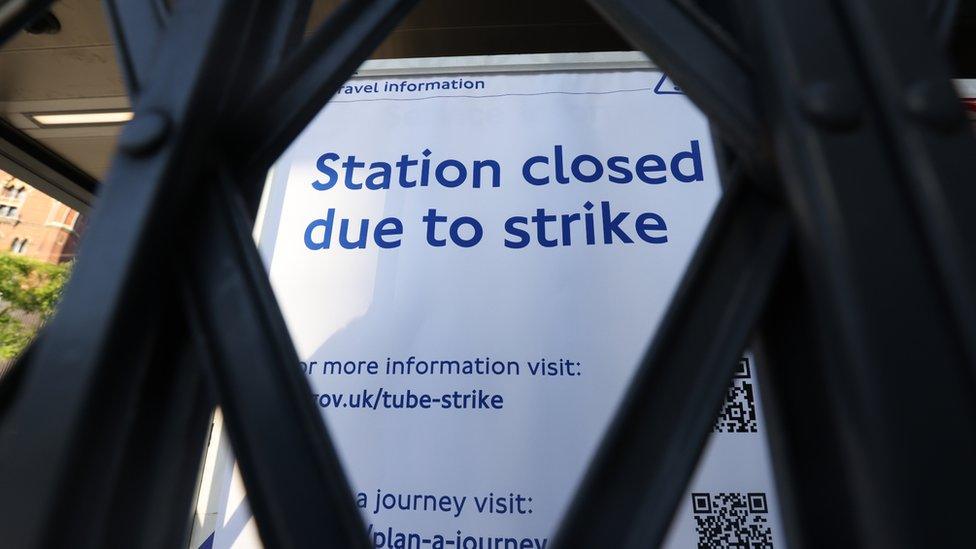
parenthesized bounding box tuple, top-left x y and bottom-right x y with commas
(1, 1, 975, 548)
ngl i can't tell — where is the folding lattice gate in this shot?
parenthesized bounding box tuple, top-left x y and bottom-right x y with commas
(0, 1, 975, 548)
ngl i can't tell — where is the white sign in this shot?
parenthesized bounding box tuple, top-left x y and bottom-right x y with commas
(204, 55, 784, 549)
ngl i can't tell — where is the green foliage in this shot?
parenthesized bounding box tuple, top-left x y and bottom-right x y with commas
(0, 253, 71, 358)
(0, 313, 35, 360)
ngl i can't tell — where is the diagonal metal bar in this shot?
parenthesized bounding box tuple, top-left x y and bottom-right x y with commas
(0, 1, 259, 546)
(231, 2, 312, 88)
(185, 177, 370, 548)
(552, 182, 791, 549)
(744, 0, 976, 546)
(95, 1, 370, 547)
(840, 0, 976, 368)
(754, 252, 860, 549)
(105, 0, 370, 544)
(210, 0, 313, 218)
(103, 0, 167, 97)
(0, 0, 54, 46)
(928, 0, 959, 46)
(587, 0, 760, 157)
(101, 312, 213, 549)
(94, 4, 216, 547)
(0, 304, 163, 547)
(104, 0, 382, 543)
(230, 0, 420, 212)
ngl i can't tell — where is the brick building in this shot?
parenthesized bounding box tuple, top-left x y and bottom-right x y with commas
(0, 170, 85, 264)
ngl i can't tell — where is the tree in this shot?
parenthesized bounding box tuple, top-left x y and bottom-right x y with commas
(0, 253, 70, 359)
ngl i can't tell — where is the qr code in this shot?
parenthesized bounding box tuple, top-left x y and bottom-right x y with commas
(692, 492, 773, 548)
(713, 358, 758, 433)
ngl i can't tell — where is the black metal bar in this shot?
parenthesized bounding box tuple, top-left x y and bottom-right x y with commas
(143, 1, 369, 544)
(102, 0, 167, 97)
(928, 0, 960, 46)
(552, 182, 790, 549)
(185, 177, 370, 548)
(215, 0, 313, 218)
(840, 0, 976, 367)
(0, 118, 97, 213)
(586, 0, 760, 157)
(97, 1, 370, 547)
(231, 0, 420, 211)
(745, 0, 976, 546)
(169, 3, 404, 543)
(102, 311, 213, 549)
(0, 0, 54, 46)
(0, 2, 258, 546)
(3, 306, 163, 547)
(15, 1, 214, 546)
(753, 252, 860, 549)
(231, 2, 312, 88)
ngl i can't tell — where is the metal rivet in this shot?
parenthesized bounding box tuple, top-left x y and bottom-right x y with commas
(800, 82, 863, 131)
(119, 110, 170, 156)
(904, 79, 964, 132)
